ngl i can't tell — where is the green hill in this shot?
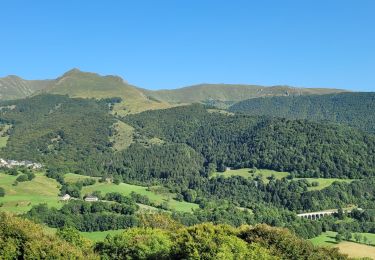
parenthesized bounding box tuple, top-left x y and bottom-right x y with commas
(142, 83, 347, 108)
(39, 69, 171, 115)
(229, 92, 375, 133)
(1, 69, 171, 114)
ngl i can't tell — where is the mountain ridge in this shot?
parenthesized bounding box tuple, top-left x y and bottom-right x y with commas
(0, 69, 349, 111)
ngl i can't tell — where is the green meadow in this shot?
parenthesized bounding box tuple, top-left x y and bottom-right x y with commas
(296, 178, 354, 191)
(68, 174, 199, 213)
(310, 231, 375, 246)
(0, 172, 61, 214)
(64, 172, 99, 183)
(0, 124, 11, 148)
(310, 231, 375, 259)
(211, 168, 289, 182)
(211, 168, 353, 190)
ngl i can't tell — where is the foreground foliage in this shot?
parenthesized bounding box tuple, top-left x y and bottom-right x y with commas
(0, 212, 97, 259)
(3, 212, 348, 259)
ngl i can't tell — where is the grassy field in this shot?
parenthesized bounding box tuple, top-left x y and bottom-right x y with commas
(110, 121, 134, 151)
(310, 231, 338, 246)
(296, 178, 354, 191)
(75, 174, 199, 213)
(211, 168, 289, 182)
(64, 173, 99, 183)
(336, 241, 375, 259)
(311, 231, 375, 246)
(211, 168, 353, 190)
(0, 124, 11, 148)
(0, 172, 61, 214)
(310, 231, 375, 258)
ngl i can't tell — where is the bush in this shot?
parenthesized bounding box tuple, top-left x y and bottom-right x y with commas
(95, 228, 172, 259)
(0, 213, 97, 259)
(16, 174, 29, 182)
(0, 187, 5, 197)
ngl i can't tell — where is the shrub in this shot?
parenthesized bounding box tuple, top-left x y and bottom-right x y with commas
(16, 174, 29, 182)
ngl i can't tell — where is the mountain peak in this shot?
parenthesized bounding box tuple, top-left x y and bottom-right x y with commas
(61, 68, 87, 77)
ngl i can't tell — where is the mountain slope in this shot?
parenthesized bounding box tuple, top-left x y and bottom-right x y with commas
(39, 69, 171, 115)
(1, 70, 349, 111)
(0, 75, 52, 100)
(142, 84, 348, 107)
(123, 104, 375, 179)
(229, 92, 375, 133)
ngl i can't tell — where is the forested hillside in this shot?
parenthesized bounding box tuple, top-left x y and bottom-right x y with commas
(229, 92, 375, 133)
(123, 104, 375, 180)
(0, 94, 115, 172)
(1, 96, 374, 181)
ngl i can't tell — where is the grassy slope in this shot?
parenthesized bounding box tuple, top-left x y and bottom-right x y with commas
(211, 168, 289, 182)
(82, 182, 198, 213)
(295, 178, 354, 191)
(0, 76, 52, 100)
(110, 120, 134, 151)
(0, 125, 10, 148)
(65, 173, 199, 212)
(42, 69, 172, 115)
(211, 168, 353, 190)
(0, 172, 61, 214)
(311, 231, 375, 246)
(143, 84, 347, 105)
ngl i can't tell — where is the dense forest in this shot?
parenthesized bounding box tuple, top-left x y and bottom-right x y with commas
(1, 95, 374, 181)
(123, 104, 375, 180)
(229, 92, 375, 133)
(0, 94, 114, 173)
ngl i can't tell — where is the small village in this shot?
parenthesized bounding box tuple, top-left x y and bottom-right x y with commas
(0, 158, 43, 170)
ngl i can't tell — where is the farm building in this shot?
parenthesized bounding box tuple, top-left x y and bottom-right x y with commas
(61, 194, 71, 201)
(84, 195, 99, 202)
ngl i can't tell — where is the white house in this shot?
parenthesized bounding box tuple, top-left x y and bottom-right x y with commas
(84, 195, 99, 202)
(61, 194, 71, 201)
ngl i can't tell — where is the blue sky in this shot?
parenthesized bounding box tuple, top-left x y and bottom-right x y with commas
(0, 0, 374, 91)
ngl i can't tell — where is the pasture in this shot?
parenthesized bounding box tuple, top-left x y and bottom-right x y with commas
(0, 124, 10, 148)
(211, 168, 289, 182)
(296, 178, 354, 191)
(109, 121, 134, 152)
(76, 175, 199, 212)
(0, 172, 61, 214)
(211, 168, 353, 190)
(310, 231, 375, 259)
(336, 241, 375, 259)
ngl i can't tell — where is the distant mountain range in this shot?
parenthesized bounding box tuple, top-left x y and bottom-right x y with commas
(0, 69, 348, 111)
(141, 84, 348, 108)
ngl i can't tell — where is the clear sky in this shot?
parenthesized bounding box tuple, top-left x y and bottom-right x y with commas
(1, 0, 374, 91)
